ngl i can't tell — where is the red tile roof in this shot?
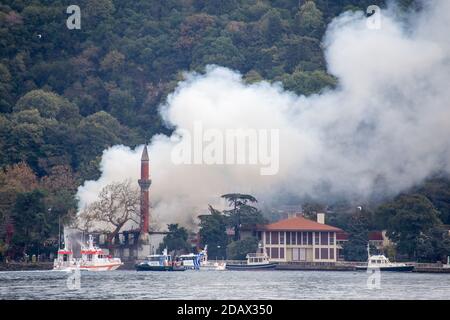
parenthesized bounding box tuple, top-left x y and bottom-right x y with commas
(368, 231, 383, 241)
(336, 231, 384, 241)
(336, 231, 349, 240)
(260, 216, 343, 232)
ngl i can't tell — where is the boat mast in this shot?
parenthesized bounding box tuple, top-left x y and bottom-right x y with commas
(367, 242, 370, 260)
(57, 212, 61, 250)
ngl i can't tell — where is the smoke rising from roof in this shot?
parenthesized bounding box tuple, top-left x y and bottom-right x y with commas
(76, 1, 450, 229)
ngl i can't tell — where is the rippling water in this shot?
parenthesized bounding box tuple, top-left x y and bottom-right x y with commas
(1, 270, 449, 300)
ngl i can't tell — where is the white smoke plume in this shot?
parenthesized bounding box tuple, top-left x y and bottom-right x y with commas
(76, 1, 450, 229)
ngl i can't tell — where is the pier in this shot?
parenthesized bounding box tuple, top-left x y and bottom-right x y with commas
(0, 262, 53, 271)
(275, 261, 450, 273)
(2, 261, 450, 273)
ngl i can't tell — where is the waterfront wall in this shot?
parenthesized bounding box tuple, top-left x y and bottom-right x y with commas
(275, 261, 450, 273)
(0, 262, 53, 271)
(276, 261, 356, 271)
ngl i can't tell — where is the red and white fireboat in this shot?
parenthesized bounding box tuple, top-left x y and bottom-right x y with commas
(53, 235, 123, 272)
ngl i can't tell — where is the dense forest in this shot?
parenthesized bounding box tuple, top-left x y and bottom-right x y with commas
(1, 0, 449, 262)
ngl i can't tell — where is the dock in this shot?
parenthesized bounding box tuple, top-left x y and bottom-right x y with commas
(275, 261, 450, 273)
(0, 262, 53, 271)
(276, 261, 356, 271)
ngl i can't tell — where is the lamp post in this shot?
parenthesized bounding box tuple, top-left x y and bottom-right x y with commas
(216, 245, 221, 261)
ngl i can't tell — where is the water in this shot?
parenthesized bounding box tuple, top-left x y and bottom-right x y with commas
(1, 270, 449, 300)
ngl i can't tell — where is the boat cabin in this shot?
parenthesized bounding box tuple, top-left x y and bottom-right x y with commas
(368, 255, 391, 265)
(246, 252, 270, 265)
(144, 249, 173, 267)
(81, 235, 109, 262)
(56, 249, 73, 263)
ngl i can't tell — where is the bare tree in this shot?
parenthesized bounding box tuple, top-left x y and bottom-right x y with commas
(77, 180, 140, 246)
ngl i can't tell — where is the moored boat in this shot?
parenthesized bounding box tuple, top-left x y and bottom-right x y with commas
(53, 235, 123, 271)
(226, 252, 277, 270)
(135, 249, 185, 271)
(179, 245, 226, 271)
(355, 244, 414, 272)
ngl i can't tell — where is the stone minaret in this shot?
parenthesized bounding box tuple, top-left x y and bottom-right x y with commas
(138, 145, 151, 241)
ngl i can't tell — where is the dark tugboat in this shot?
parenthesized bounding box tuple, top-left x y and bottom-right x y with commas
(135, 249, 185, 271)
(226, 252, 277, 270)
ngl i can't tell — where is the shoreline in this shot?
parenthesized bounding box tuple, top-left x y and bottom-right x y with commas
(276, 262, 450, 273)
(3, 261, 450, 273)
(0, 262, 53, 271)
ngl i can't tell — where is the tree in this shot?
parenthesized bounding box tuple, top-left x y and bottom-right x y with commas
(14, 90, 77, 119)
(100, 50, 125, 74)
(294, 1, 325, 38)
(414, 175, 450, 224)
(41, 165, 79, 227)
(0, 63, 13, 113)
(259, 9, 283, 44)
(77, 180, 140, 246)
(342, 210, 370, 261)
(416, 226, 450, 262)
(281, 70, 336, 96)
(221, 193, 265, 241)
(108, 89, 136, 124)
(302, 202, 326, 220)
(226, 237, 259, 260)
(375, 194, 442, 259)
(191, 36, 245, 70)
(0, 162, 39, 256)
(11, 189, 50, 257)
(84, 0, 115, 27)
(158, 223, 191, 254)
(199, 205, 228, 259)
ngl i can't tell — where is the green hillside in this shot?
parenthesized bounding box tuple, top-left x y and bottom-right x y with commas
(2, 0, 449, 262)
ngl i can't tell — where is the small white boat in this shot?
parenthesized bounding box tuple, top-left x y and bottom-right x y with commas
(53, 235, 123, 272)
(179, 245, 226, 271)
(202, 260, 227, 271)
(355, 243, 414, 272)
(135, 249, 185, 271)
(443, 256, 450, 269)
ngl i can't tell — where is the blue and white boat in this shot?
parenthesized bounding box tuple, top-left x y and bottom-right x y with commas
(179, 246, 226, 271)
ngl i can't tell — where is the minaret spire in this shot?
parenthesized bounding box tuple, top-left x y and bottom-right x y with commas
(138, 145, 151, 238)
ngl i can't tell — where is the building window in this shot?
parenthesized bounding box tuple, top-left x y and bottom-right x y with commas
(329, 232, 335, 245)
(286, 232, 291, 245)
(280, 248, 285, 259)
(271, 247, 279, 259)
(321, 248, 328, 259)
(330, 248, 335, 260)
(315, 248, 320, 260)
(308, 232, 313, 245)
(271, 232, 279, 245)
(266, 248, 270, 258)
(315, 232, 320, 245)
(321, 232, 328, 246)
(300, 248, 306, 261)
(292, 232, 296, 245)
(265, 232, 270, 245)
(296, 232, 301, 245)
(302, 232, 307, 245)
(292, 248, 299, 261)
(280, 232, 285, 245)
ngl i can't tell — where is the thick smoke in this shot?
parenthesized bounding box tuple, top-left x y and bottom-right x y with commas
(77, 1, 450, 229)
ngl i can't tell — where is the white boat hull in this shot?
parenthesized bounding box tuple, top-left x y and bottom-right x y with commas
(53, 262, 123, 272)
